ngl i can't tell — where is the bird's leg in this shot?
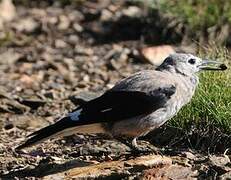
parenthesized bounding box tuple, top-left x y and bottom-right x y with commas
(115, 136, 159, 155)
(115, 136, 144, 153)
(131, 137, 161, 155)
(130, 137, 152, 154)
(131, 138, 138, 148)
(116, 136, 153, 154)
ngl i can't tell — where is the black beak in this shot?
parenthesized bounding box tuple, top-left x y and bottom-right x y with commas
(199, 60, 227, 71)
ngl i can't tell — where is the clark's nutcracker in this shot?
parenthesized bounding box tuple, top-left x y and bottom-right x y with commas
(16, 53, 227, 151)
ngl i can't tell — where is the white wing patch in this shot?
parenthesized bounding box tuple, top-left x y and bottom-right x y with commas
(101, 108, 112, 112)
(68, 109, 82, 121)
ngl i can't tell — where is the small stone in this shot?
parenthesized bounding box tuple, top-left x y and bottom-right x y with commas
(0, 49, 21, 65)
(58, 15, 70, 30)
(48, 16, 58, 24)
(55, 39, 67, 48)
(73, 23, 83, 32)
(83, 75, 90, 82)
(122, 6, 142, 18)
(0, 0, 16, 22)
(13, 18, 39, 34)
(100, 9, 113, 21)
(20, 74, 34, 87)
(11, 115, 49, 130)
(182, 151, 196, 160)
(142, 164, 198, 179)
(68, 35, 79, 46)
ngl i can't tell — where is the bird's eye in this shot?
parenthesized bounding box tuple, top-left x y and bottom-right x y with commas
(188, 58, 196, 64)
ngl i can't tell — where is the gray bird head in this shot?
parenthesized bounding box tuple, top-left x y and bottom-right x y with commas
(157, 53, 227, 76)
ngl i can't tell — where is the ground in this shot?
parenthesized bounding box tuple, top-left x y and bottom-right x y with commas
(0, 1, 230, 179)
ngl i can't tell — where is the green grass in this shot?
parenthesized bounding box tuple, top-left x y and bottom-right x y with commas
(130, 0, 231, 44)
(170, 48, 231, 134)
(155, 0, 231, 31)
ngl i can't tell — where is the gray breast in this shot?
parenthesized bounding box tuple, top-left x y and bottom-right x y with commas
(146, 73, 198, 130)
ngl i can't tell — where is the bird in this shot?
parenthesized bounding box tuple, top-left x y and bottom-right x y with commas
(16, 53, 227, 151)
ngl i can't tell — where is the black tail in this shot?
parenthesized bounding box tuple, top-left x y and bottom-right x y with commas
(16, 116, 77, 150)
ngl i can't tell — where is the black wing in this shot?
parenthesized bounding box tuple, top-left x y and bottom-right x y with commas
(76, 85, 176, 125)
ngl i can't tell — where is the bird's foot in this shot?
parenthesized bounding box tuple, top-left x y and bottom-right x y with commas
(130, 138, 160, 155)
(130, 145, 153, 155)
(147, 145, 162, 155)
(115, 137, 161, 155)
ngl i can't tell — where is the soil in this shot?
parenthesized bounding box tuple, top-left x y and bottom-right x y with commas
(0, 1, 230, 179)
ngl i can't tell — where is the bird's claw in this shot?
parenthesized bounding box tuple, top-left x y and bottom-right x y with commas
(131, 144, 161, 155)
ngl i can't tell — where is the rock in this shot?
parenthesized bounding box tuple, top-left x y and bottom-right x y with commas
(67, 35, 79, 46)
(55, 39, 67, 48)
(58, 15, 70, 30)
(0, 98, 29, 113)
(141, 164, 198, 179)
(18, 98, 46, 110)
(0, 89, 29, 113)
(140, 45, 175, 66)
(19, 74, 43, 89)
(19, 74, 35, 88)
(209, 155, 230, 167)
(0, 49, 21, 65)
(0, 0, 15, 21)
(182, 151, 196, 160)
(74, 46, 94, 56)
(100, 9, 113, 21)
(13, 17, 40, 34)
(69, 91, 100, 106)
(73, 23, 83, 32)
(0, 0, 16, 29)
(122, 6, 143, 18)
(68, 10, 84, 22)
(10, 114, 48, 130)
(219, 171, 231, 180)
(44, 155, 172, 179)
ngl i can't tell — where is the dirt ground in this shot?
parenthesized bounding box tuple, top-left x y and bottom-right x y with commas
(0, 1, 230, 179)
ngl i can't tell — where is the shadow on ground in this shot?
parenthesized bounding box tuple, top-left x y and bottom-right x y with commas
(147, 124, 231, 153)
(1, 158, 92, 178)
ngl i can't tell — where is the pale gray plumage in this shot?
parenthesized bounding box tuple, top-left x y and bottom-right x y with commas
(16, 53, 226, 151)
(108, 54, 200, 144)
